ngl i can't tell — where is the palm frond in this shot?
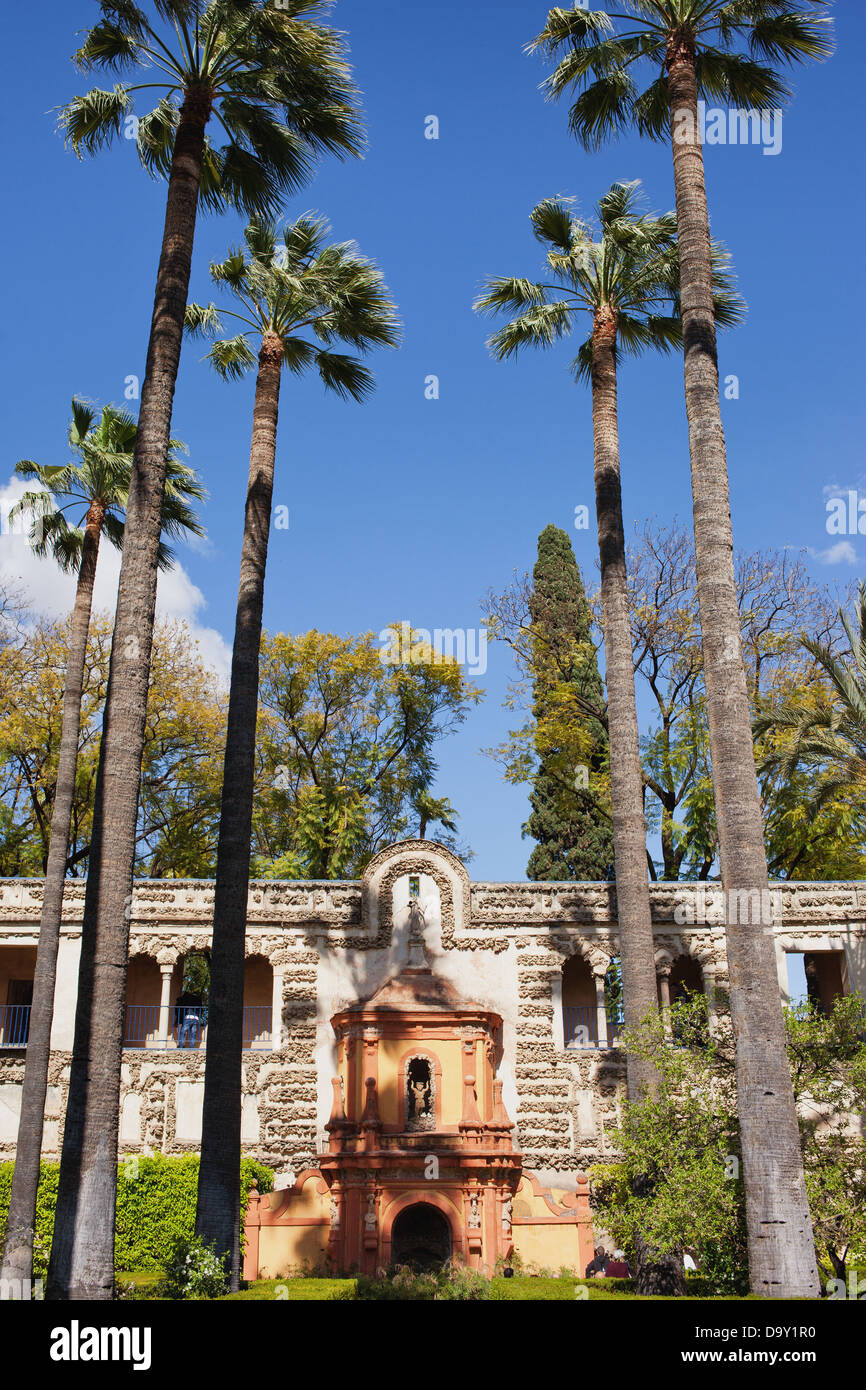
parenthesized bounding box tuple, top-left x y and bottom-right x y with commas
(314, 351, 375, 402)
(567, 72, 639, 150)
(184, 301, 224, 338)
(748, 11, 834, 65)
(69, 398, 97, 445)
(529, 198, 576, 254)
(474, 278, 555, 318)
(486, 303, 575, 360)
(206, 333, 257, 380)
(695, 48, 790, 108)
(58, 86, 132, 156)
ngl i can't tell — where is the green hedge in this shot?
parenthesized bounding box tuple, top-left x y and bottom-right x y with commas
(0, 1155, 273, 1277)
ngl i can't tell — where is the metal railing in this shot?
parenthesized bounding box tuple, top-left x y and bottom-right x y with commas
(0, 1003, 30, 1047)
(562, 1004, 624, 1049)
(123, 1004, 272, 1051)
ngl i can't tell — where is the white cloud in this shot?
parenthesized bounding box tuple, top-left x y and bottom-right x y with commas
(0, 474, 231, 682)
(822, 481, 864, 500)
(808, 540, 858, 566)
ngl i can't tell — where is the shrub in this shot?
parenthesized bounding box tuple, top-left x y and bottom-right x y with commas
(349, 1262, 492, 1301)
(0, 1155, 273, 1278)
(159, 1234, 230, 1300)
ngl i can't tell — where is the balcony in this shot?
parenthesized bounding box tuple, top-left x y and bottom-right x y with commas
(123, 1004, 272, 1051)
(562, 1004, 624, 1049)
(0, 1003, 30, 1047)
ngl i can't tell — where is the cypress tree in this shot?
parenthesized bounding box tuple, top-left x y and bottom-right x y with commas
(525, 525, 613, 880)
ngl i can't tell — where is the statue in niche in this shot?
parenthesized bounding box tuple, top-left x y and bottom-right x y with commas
(330, 1198, 340, 1230)
(406, 1057, 435, 1130)
(468, 1195, 481, 1229)
(364, 1194, 377, 1231)
(410, 1078, 430, 1118)
(502, 1197, 512, 1233)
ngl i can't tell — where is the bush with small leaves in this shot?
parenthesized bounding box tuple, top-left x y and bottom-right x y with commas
(349, 1262, 492, 1301)
(159, 1235, 229, 1300)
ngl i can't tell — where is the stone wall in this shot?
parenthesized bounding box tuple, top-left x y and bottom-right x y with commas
(1, 842, 864, 1187)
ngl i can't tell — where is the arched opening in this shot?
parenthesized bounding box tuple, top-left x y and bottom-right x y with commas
(670, 955, 704, 1003)
(391, 1203, 452, 1270)
(124, 955, 165, 1047)
(0, 945, 36, 1046)
(243, 954, 273, 1049)
(803, 951, 846, 1016)
(669, 955, 707, 1046)
(175, 951, 209, 1049)
(407, 1056, 432, 1121)
(561, 953, 597, 1046)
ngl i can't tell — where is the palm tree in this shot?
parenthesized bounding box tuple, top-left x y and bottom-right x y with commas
(755, 584, 866, 807)
(49, 2, 362, 1300)
(0, 400, 203, 1291)
(528, 0, 832, 1299)
(412, 790, 459, 840)
(476, 181, 742, 1293)
(185, 215, 399, 1283)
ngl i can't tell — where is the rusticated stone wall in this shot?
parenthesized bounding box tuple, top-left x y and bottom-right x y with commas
(1, 841, 864, 1189)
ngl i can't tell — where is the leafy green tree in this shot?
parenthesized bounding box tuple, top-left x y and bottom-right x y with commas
(528, 0, 832, 1299)
(252, 627, 480, 878)
(522, 526, 613, 881)
(51, 0, 362, 1301)
(0, 401, 203, 1293)
(0, 613, 227, 881)
(756, 583, 866, 852)
(589, 993, 749, 1295)
(185, 216, 399, 1283)
(786, 995, 866, 1285)
(591, 991, 866, 1294)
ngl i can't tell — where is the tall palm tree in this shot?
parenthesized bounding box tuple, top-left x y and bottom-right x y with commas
(185, 215, 399, 1283)
(48, 2, 362, 1300)
(476, 186, 741, 1291)
(0, 400, 203, 1291)
(528, 0, 832, 1299)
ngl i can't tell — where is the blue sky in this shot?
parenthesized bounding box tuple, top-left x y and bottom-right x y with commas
(1, 1, 864, 880)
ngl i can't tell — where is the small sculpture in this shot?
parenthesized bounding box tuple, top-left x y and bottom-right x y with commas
(364, 1194, 377, 1231)
(330, 1198, 340, 1230)
(468, 1195, 481, 1229)
(410, 1078, 430, 1118)
(502, 1197, 512, 1232)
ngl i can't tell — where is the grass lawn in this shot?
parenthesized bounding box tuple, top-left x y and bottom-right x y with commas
(217, 1276, 752, 1301)
(115, 1271, 753, 1301)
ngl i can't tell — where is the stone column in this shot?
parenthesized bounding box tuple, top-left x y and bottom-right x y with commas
(50, 934, 81, 1051)
(658, 967, 672, 1037)
(271, 968, 284, 1051)
(157, 965, 174, 1047)
(703, 968, 717, 1031)
(593, 973, 608, 1048)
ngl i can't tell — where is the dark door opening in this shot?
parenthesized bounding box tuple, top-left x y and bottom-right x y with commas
(391, 1203, 451, 1270)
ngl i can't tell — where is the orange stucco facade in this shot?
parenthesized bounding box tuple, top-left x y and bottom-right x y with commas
(243, 957, 593, 1277)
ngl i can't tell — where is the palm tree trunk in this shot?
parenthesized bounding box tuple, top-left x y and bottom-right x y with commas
(196, 333, 283, 1288)
(666, 34, 818, 1299)
(0, 510, 102, 1290)
(47, 88, 212, 1301)
(591, 313, 658, 1089)
(592, 316, 684, 1297)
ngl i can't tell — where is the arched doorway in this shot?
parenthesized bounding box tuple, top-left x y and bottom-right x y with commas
(391, 1203, 452, 1269)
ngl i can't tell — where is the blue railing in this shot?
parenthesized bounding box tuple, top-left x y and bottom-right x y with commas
(0, 1004, 30, 1047)
(123, 1004, 271, 1050)
(562, 1004, 624, 1048)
